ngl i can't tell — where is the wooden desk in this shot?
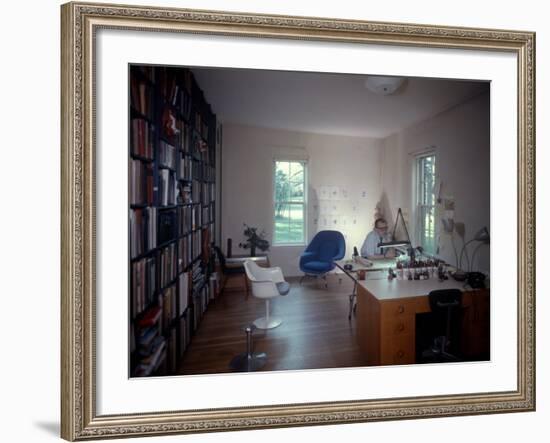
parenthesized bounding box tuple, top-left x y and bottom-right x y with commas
(356, 279, 489, 366)
(335, 258, 397, 320)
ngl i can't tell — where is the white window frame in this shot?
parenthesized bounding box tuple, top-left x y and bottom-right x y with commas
(414, 151, 437, 255)
(272, 159, 308, 246)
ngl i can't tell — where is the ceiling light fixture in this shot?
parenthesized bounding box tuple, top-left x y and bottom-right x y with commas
(365, 76, 405, 95)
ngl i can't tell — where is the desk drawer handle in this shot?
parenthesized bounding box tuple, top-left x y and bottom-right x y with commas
(397, 305, 405, 314)
(397, 350, 404, 358)
(397, 323, 405, 332)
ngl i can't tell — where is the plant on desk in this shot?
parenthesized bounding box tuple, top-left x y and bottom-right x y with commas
(239, 223, 270, 257)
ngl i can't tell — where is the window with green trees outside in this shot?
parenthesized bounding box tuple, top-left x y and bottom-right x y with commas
(273, 160, 307, 244)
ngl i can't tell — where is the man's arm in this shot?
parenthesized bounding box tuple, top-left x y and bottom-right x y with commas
(361, 232, 385, 259)
(363, 232, 396, 259)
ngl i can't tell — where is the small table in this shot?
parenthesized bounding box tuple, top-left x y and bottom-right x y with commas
(334, 258, 397, 320)
(225, 254, 270, 267)
(221, 255, 270, 295)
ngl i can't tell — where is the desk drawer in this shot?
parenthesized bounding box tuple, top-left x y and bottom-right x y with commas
(380, 300, 416, 337)
(384, 320, 412, 336)
(380, 333, 415, 365)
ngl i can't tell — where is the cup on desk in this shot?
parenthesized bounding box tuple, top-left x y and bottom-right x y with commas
(358, 270, 366, 280)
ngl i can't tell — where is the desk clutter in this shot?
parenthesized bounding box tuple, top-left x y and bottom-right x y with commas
(390, 258, 446, 281)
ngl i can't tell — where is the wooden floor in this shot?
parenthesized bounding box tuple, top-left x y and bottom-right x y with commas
(176, 275, 368, 375)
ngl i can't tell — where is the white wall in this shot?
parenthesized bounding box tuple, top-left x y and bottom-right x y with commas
(221, 123, 383, 276)
(381, 91, 490, 272)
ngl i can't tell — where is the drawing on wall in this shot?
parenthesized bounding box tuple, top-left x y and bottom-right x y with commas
(329, 186, 340, 200)
(316, 186, 361, 242)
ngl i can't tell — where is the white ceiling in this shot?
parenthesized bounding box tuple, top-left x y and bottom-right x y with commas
(192, 68, 489, 139)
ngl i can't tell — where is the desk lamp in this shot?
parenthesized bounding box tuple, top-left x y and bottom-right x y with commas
(377, 208, 412, 257)
(466, 227, 490, 272)
(453, 227, 490, 279)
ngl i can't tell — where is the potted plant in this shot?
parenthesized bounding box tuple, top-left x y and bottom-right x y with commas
(239, 223, 270, 257)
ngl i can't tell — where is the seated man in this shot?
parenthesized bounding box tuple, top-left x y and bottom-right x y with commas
(360, 218, 396, 259)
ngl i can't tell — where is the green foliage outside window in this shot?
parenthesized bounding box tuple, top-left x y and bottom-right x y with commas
(274, 161, 306, 244)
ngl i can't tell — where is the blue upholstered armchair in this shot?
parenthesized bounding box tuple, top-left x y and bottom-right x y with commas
(299, 230, 346, 287)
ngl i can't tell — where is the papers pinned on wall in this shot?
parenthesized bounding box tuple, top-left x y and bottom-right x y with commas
(318, 186, 329, 200)
(339, 188, 350, 200)
(328, 186, 339, 200)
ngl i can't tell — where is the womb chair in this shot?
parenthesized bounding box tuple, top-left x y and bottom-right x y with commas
(243, 260, 290, 329)
(299, 230, 346, 287)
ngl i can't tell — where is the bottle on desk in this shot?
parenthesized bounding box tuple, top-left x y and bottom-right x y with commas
(353, 246, 359, 263)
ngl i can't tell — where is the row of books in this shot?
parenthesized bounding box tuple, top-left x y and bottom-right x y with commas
(191, 260, 205, 293)
(178, 152, 194, 181)
(193, 205, 204, 232)
(131, 257, 156, 319)
(134, 334, 166, 377)
(160, 284, 177, 334)
(158, 67, 192, 101)
(130, 118, 155, 160)
(193, 109, 210, 142)
(158, 140, 177, 170)
(191, 133, 209, 161)
(159, 68, 179, 106)
(191, 229, 202, 263)
(130, 65, 217, 377)
(130, 80, 154, 120)
(134, 65, 156, 83)
(177, 90, 193, 123)
(159, 243, 177, 288)
(157, 209, 177, 245)
(191, 179, 201, 203)
(201, 163, 216, 182)
(176, 121, 191, 153)
(163, 313, 191, 375)
(130, 160, 154, 205)
(166, 327, 178, 375)
(192, 283, 210, 333)
(177, 206, 193, 236)
(178, 236, 192, 271)
(202, 204, 214, 225)
(177, 229, 202, 270)
(158, 169, 177, 206)
(135, 305, 163, 374)
(130, 208, 157, 259)
(178, 272, 190, 315)
(201, 182, 215, 206)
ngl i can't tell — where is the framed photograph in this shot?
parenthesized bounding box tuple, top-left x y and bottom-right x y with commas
(61, 1, 535, 440)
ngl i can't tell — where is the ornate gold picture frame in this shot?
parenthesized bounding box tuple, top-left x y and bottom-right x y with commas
(61, 1, 535, 440)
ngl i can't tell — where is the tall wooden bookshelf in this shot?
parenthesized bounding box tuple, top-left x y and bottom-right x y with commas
(129, 65, 217, 377)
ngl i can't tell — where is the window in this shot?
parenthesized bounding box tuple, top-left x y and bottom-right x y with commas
(273, 160, 306, 244)
(415, 153, 437, 254)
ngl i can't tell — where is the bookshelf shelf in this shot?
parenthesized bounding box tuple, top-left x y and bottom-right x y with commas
(130, 154, 154, 163)
(129, 64, 217, 377)
(130, 107, 154, 123)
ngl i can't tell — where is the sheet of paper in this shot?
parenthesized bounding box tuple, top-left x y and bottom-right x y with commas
(327, 186, 339, 200)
